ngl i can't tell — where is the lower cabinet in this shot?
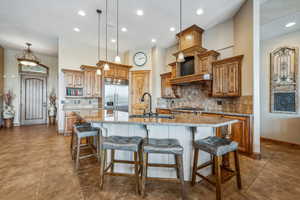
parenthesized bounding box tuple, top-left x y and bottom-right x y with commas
(64, 112, 79, 136)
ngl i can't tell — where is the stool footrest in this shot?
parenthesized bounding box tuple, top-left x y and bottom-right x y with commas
(196, 160, 213, 170)
(145, 176, 181, 183)
(147, 163, 177, 168)
(79, 153, 98, 159)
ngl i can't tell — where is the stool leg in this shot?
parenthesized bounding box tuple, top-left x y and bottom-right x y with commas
(215, 156, 222, 200)
(175, 155, 180, 179)
(96, 135, 100, 161)
(234, 150, 242, 189)
(211, 155, 216, 175)
(70, 129, 74, 156)
(134, 152, 140, 194)
(111, 149, 115, 172)
(191, 148, 199, 186)
(75, 136, 81, 171)
(141, 152, 148, 197)
(176, 154, 186, 200)
(99, 149, 106, 190)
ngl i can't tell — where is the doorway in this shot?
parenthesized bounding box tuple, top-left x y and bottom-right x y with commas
(20, 74, 47, 125)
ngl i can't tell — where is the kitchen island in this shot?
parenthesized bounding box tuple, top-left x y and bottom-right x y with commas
(76, 109, 239, 181)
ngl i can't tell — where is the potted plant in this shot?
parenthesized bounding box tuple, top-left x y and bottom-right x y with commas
(48, 92, 57, 125)
(3, 90, 15, 128)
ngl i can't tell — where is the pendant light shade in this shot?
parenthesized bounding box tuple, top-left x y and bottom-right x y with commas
(18, 43, 39, 66)
(114, 55, 121, 63)
(96, 9, 102, 76)
(114, 0, 121, 64)
(177, 0, 185, 63)
(104, 0, 110, 71)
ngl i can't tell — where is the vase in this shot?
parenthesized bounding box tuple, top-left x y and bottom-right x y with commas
(4, 118, 13, 128)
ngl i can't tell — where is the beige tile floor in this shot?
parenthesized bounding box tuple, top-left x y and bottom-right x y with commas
(0, 125, 300, 200)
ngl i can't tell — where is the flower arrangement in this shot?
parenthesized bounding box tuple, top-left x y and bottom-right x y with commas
(3, 90, 15, 119)
(3, 90, 13, 106)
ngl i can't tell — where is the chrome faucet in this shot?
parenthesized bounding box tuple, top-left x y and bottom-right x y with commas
(140, 92, 153, 115)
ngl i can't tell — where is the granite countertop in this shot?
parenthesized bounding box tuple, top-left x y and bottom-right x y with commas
(75, 109, 239, 128)
(158, 107, 253, 117)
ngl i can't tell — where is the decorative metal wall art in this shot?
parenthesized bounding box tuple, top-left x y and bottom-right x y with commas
(270, 46, 298, 113)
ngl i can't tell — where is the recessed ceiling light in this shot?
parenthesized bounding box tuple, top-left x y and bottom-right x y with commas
(196, 8, 204, 15)
(151, 38, 157, 43)
(136, 9, 144, 16)
(78, 10, 86, 16)
(121, 27, 127, 32)
(111, 39, 116, 43)
(73, 27, 80, 32)
(285, 22, 296, 28)
(170, 27, 175, 32)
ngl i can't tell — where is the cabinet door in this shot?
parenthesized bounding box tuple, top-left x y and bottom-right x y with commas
(131, 70, 150, 114)
(64, 116, 78, 135)
(199, 56, 209, 74)
(227, 62, 240, 96)
(115, 67, 129, 80)
(93, 71, 102, 97)
(161, 73, 173, 98)
(104, 66, 115, 78)
(212, 65, 223, 97)
(84, 71, 94, 97)
(65, 72, 74, 87)
(74, 72, 84, 88)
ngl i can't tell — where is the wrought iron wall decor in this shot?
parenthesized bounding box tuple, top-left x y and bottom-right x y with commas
(270, 46, 299, 113)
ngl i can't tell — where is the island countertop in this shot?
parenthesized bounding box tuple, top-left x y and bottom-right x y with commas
(74, 109, 239, 128)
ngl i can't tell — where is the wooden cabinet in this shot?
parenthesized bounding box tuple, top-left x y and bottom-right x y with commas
(97, 61, 131, 80)
(63, 70, 84, 88)
(202, 112, 252, 155)
(161, 72, 176, 98)
(176, 25, 204, 51)
(212, 55, 243, 97)
(81, 66, 102, 97)
(64, 112, 79, 135)
(197, 50, 219, 74)
(131, 70, 150, 114)
(156, 108, 172, 114)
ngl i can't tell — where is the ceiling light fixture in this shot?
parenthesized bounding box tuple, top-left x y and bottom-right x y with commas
(151, 38, 157, 43)
(136, 9, 144, 16)
(17, 43, 40, 66)
(114, 0, 121, 64)
(196, 8, 204, 15)
(104, 0, 110, 70)
(170, 27, 175, 32)
(121, 27, 127, 32)
(96, 9, 102, 75)
(285, 22, 296, 28)
(177, 0, 185, 63)
(73, 27, 80, 32)
(78, 10, 86, 16)
(111, 39, 116, 43)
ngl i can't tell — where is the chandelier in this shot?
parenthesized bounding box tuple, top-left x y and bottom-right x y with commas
(17, 43, 39, 66)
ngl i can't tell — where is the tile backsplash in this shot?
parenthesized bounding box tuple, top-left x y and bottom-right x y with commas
(157, 85, 253, 114)
(63, 98, 101, 110)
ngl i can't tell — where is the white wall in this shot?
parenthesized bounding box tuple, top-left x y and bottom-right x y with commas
(57, 37, 121, 132)
(260, 30, 300, 145)
(3, 48, 58, 125)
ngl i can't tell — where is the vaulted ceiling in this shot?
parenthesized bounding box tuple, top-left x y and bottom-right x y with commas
(0, 0, 245, 56)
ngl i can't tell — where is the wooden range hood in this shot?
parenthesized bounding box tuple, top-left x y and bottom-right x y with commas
(169, 25, 220, 85)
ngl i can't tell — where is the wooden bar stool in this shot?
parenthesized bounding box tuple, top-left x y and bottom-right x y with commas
(141, 138, 186, 200)
(191, 136, 242, 200)
(70, 122, 91, 158)
(72, 125, 100, 171)
(98, 127, 143, 194)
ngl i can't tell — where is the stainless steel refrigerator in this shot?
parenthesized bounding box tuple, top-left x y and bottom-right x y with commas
(104, 79, 129, 112)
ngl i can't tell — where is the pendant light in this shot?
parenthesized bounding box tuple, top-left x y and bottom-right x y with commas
(17, 43, 40, 66)
(114, 0, 121, 63)
(104, 0, 110, 71)
(177, 0, 185, 63)
(96, 9, 102, 75)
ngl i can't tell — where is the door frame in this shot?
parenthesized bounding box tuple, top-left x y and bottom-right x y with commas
(20, 73, 48, 125)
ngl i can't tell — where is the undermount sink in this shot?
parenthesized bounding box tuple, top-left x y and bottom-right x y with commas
(129, 113, 175, 119)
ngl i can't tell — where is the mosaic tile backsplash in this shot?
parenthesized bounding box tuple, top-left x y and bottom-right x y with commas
(157, 85, 253, 114)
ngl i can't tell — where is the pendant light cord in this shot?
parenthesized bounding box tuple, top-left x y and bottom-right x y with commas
(179, 0, 182, 51)
(117, 0, 119, 57)
(97, 10, 101, 61)
(106, 0, 108, 61)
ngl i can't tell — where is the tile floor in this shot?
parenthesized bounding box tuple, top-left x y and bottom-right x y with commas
(0, 125, 300, 200)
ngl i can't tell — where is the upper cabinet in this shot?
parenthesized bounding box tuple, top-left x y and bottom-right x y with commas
(176, 25, 204, 51)
(161, 72, 173, 98)
(80, 65, 102, 97)
(63, 70, 84, 88)
(212, 55, 243, 97)
(97, 61, 131, 80)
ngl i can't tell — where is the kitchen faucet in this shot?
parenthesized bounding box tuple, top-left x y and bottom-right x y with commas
(140, 92, 153, 115)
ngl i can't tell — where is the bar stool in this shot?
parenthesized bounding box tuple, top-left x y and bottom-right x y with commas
(141, 138, 186, 199)
(191, 136, 242, 200)
(70, 122, 91, 158)
(72, 124, 100, 171)
(98, 127, 143, 194)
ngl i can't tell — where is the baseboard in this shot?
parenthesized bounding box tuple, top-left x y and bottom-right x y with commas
(250, 152, 261, 160)
(261, 137, 300, 149)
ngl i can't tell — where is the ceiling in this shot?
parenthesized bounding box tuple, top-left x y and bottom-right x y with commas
(0, 0, 245, 56)
(261, 0, 300, 40)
